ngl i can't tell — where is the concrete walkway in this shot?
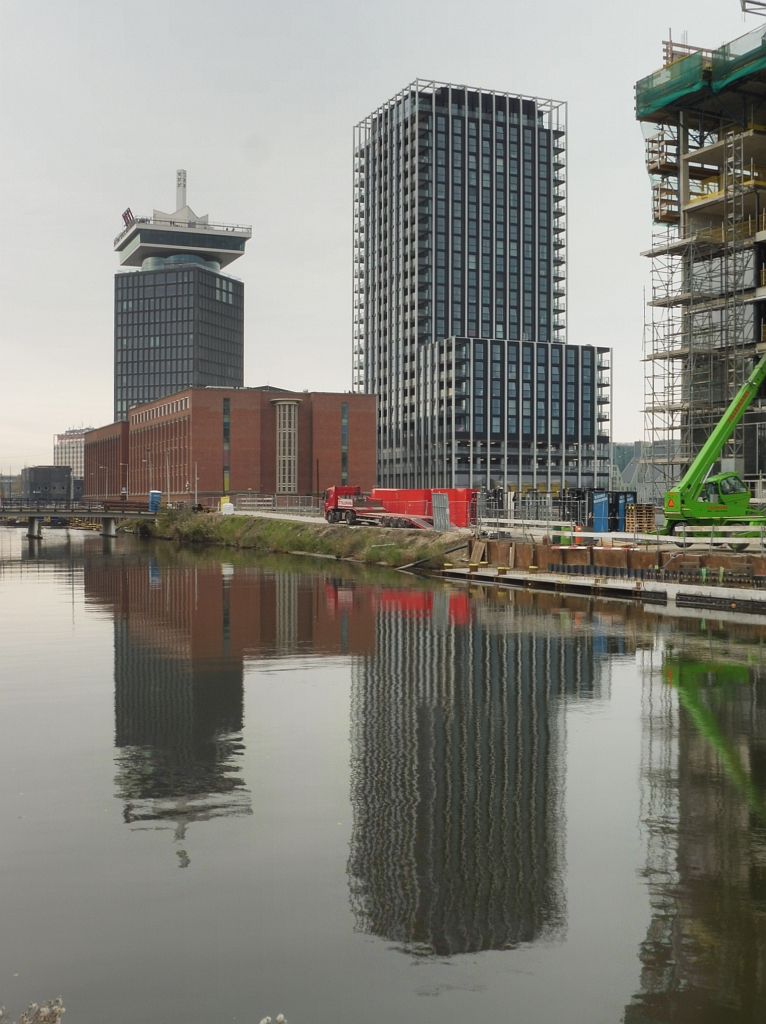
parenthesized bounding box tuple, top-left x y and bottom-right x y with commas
(232, 509, 326, 524)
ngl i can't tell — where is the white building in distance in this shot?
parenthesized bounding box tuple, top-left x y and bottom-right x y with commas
(53, 427, 94, 479)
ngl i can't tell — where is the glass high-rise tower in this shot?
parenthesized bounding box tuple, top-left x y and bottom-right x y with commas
(113, 171, 252, 421)
(353, 81, 611, 490)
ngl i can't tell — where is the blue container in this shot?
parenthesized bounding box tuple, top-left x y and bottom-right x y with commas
(148, 490, 162, 513)
(592, 491, 609, 532)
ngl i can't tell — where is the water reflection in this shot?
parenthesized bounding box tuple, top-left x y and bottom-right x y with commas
(76, 543, 766, 1004)
(347, 588, 624, 956)
(627, 641, 766, 1021)
(82, 555, 382, 864)
(84, 558, 250, 864)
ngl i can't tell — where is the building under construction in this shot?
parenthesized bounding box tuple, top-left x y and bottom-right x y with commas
(637, 10, 766, 502)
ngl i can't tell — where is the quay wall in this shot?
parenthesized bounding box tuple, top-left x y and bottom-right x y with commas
(480, 538, 766, 584)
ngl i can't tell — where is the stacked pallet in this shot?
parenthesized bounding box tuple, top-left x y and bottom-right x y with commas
(626, 504, 657, 533)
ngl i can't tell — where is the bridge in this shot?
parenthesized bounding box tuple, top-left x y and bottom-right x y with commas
(0, 502, 157, 538)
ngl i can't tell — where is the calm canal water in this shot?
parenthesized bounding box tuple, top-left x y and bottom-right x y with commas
(1, 527, 765, 1023)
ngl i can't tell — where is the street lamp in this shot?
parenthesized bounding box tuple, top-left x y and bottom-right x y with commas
(145, 450, 153, 491)
(98, 466, 107, 501)
(185, 462, 199, 506)
(119, 462, 129, 499)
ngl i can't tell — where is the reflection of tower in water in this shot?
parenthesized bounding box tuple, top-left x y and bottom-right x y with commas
(83, 559, 252, 864)
(626, 647, 766, 1020)
(348, 591, 607, 956)
(113, 566, 251, 863)
(113, 623, 250, 846)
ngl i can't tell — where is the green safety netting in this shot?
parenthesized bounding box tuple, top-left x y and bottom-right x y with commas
(712, 34, 766, 93)
(635, 52, 708, 119)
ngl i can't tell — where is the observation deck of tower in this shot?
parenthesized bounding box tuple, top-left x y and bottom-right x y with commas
(113, 169, 252, 271)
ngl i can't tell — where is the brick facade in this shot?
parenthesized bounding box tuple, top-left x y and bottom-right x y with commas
(83, 422, 129, 501)
(85, 387, 377, 503)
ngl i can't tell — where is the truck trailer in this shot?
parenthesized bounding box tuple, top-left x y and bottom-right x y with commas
(323, 486, 477, 530)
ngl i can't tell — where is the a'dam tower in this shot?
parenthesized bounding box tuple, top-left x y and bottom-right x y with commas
(113, 170, 252, 421)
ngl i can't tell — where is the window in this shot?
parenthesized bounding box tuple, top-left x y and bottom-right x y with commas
(340, 403, 349, 485)
(276, 401, 298, 494)
(223, 398, 231, 493)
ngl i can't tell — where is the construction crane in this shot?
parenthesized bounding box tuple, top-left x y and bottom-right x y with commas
(663, 349, 766, 532)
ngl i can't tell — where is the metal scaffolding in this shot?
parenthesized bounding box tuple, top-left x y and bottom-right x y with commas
(639, 49, 761, 504)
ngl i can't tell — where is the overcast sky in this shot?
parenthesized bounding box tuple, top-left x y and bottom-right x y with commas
(0, 0, 758, 471)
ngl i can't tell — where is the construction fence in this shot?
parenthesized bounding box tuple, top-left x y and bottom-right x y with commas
(232, 493, 323, 516)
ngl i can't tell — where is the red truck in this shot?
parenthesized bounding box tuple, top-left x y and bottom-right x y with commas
(323, 485, 477, 529)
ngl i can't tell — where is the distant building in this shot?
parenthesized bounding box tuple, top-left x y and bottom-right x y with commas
(21, 465, 72, 502)
(113, 170, 252, 421)
(611, 442, 637, 476)
(83, 386, 376, 502)
(53, 426, 94, 480)
(612, 440, 680, 505)
(0, 474, 18, 502)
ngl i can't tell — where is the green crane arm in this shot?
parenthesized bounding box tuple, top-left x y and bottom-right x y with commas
(665, 657, 766, 822)
(674, 350, 766, 505)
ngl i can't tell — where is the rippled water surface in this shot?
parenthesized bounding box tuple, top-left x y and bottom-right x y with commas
(1, 528, 765, 1023)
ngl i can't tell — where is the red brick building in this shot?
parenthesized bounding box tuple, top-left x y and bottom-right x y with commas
(83, 421, 129, 501)
(84, 386, 376, 502)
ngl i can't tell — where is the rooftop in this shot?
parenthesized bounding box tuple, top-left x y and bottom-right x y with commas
(113, 170, 252, 268)
(356, 78, 565, 134)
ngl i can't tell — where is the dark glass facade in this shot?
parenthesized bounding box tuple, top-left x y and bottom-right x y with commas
(114, 264, 244, 421)
(353, 80, 611, 489)
(427, 337, 611, 489)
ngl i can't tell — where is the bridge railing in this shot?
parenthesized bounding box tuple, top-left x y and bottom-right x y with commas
(0, 501, 152, 515)
(1, 500, 96, 513)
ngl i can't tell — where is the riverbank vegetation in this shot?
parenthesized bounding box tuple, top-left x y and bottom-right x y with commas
(124, 509, 467, 569)
(0, 999, 65, 1024)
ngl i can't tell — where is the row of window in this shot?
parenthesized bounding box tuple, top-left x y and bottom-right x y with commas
(117, 277, 241, 301)
(116, 297, 194, 312)
(117, 269, 196, 288)
(116, 308, 242, 327)
(364, 115, 556, 158)
(120, 377, 190, 393)
(131, 397, 191, 424)
(117, 334, 241, 352)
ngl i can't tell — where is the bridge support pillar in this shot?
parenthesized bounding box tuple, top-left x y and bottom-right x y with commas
(27, 516, 43, 539)
(101, 516, 117, 538)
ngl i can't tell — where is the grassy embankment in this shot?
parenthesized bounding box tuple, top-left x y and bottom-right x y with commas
(127, 509, 467, 569)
